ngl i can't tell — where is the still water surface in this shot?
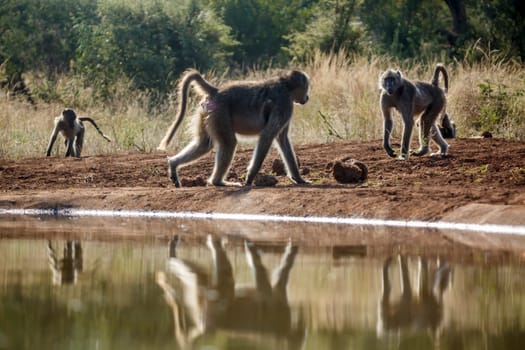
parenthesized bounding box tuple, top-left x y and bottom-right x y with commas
(1, 216, 525, 350)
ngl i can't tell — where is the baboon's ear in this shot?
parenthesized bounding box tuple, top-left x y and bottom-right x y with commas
(396, 70, 402, 78)
(283, 70, 308, 91)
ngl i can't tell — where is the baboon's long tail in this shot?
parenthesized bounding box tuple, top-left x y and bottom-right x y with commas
(431, 64, 448, 93)
(157, 69, 218, 151)
(79, 117, 111, 142)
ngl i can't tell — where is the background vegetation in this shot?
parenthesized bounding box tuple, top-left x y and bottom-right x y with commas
(1, 0, 524, 158)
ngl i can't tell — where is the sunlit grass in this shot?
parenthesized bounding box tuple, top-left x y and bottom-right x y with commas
(1, 52, 524, 159)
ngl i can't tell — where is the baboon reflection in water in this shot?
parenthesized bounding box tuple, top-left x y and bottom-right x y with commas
(156, 235, 305, 349)
(47, 240, 83, 285)
(377, 255, 452, 348)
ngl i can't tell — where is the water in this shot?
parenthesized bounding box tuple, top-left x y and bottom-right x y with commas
(1, 215, 525, 350)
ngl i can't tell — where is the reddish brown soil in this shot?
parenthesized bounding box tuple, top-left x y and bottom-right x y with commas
(1, 138, 524, 222)
(2, 138, 525, 257)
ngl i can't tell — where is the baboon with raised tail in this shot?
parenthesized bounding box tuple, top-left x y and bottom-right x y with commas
(379, 64, 450, 160)
(46, 108, 111, 158)
(157, 69, 310, 187)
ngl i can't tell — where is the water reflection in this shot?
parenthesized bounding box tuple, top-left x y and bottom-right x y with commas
(156, 235, 305, 349)
(378, 255, 452, 348)
(47, 241, 83, 285)
(1, 216, 525, 350)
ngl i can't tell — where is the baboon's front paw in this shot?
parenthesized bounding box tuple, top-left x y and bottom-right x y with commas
(210, 180, 242, 187)
(430, 151, 447, 158)
(292, 176, 310, 185)
(397, 154, 408, 161)
(385, 149, 397, 158)
(411, 147, 429, 156)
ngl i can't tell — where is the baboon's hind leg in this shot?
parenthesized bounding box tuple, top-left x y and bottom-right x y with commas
(205, 113, 240, 187)
(412, 105, 442, 157)
(167, 135, 213, 187)
(209, 138, 239, 186)
(430, 124, 449, 157)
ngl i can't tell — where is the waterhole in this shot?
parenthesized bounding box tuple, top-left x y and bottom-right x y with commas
(0, 215, 524, 349)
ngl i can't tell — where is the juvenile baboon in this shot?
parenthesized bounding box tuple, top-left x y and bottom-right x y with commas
(157, 69, 310, 187)
(46, 108, 111, 157)
(379, 64, 450, 160)
(439, 113, 456, 139)
(156, 235, 305, 349)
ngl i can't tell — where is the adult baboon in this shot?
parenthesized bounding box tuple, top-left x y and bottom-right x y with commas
(157, 69, 310, 187)
(379, 64, 450, 160)
(46, 108, 111, 157)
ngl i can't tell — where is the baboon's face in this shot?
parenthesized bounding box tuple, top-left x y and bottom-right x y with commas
(381, 70, 402, 95)
(285, 71, 310, 105)
(62, 108, 77, 126)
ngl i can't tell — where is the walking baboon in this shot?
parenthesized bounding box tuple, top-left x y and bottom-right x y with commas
(156, 235, 305, 349)
(379, 64, 450, 160)
(157, 69, 310, 187)
(377, 255, 452, 346)
(46, 108, 111, 157)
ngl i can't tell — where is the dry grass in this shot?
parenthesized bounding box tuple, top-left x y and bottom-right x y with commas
(1, 53, 524, 159)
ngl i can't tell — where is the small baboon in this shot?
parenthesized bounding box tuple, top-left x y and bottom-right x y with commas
(379, 64, 450, 160)
(439, 113, 456, 139)
(46, 108, 111, 157)
(157, 69, 310, 187)
(156, 235, 305, 349)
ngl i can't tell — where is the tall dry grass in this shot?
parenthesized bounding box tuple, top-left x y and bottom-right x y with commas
(1, 52, 524, 159)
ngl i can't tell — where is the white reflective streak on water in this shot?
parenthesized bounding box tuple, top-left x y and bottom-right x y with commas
(1, 208, 525, 236)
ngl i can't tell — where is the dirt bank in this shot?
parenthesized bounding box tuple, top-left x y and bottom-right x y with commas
(1, 138, 524, 220)
(1, 138, 525, 255)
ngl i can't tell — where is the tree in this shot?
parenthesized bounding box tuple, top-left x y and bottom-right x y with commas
(285, 0, 362, 61)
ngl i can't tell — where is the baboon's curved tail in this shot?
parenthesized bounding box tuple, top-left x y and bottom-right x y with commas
(157, 69, 218, 151)
(431, 64, 449, 93)
(79, 117, 111, 142)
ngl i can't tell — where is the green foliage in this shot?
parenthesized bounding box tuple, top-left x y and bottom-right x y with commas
(285, 0, 362, 61)
(209, 0, 313, 66)
(473, 81, 525, 138)
(73, 0, 236, 97)
(0, 0, 95, 76)
(1, 0, 524, 103)
(360, 0, 450, 59)
(465, 0, 525, 60)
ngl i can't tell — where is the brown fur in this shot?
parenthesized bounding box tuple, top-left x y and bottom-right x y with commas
(379, 64, 450, 160)
(46, 108, 111, 157)
(157, 69, 310, 187)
